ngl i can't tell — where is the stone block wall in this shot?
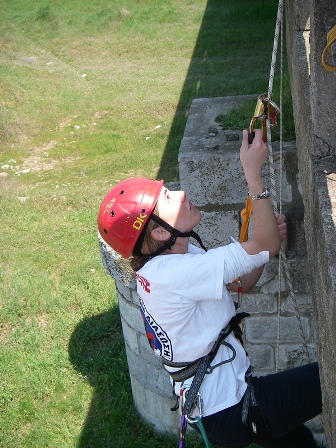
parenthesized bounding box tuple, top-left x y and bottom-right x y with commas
(178, 96, 317, 374)
(98, 238, 181, 434)
(286, 1, 336, 446)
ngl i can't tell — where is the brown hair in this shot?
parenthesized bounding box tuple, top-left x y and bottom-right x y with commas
(129, 204, 163, 271)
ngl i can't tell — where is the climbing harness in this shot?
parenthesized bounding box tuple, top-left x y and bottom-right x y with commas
(165, 313, 249, 447)
(322, 24, 336, 72)
(164, 313, 248, 411)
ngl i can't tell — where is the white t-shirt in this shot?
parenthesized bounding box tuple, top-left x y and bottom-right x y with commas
(136, 239, 269, 417)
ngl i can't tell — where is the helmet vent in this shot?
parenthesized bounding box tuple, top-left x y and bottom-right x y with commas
(110, 210, 116, 217)
(141, 208, 145, 213)
(119, 190, 125, 195)
(103, 228, 108, 234)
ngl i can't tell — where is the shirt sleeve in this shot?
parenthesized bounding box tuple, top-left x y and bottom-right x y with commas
(221, 238, 269, 284)
(161, 241, 268, 302)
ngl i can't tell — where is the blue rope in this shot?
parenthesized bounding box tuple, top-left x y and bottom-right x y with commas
(195, 416, 212, 448)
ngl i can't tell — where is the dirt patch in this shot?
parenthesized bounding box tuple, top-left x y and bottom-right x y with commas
(16, 141, 80, 173)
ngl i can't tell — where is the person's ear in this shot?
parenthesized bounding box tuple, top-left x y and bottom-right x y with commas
(151, 226, 171, 242)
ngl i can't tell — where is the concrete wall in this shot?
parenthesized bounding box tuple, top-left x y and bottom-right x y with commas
(286, 0, 336, 446)
(98, 236, 181, 434)
(178, 96, 315, 375)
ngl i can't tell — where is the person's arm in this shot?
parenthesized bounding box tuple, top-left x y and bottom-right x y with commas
(228, 213, 287, 293)
(239, 129, 281, 257)
(228, 266, 264, 293)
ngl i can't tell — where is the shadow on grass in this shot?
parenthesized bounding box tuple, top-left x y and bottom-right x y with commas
(156, 0, 277, 181)
(68, 307, 185, 447)
(68, 308, 130, 446)
(157, 0, 229, 180)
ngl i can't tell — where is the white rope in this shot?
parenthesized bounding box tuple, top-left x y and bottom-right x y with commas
(275, 12, 284, 373)
(266, 0, 311, 368)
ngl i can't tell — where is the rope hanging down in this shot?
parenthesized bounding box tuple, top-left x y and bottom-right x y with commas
(242, 0, 311, 368)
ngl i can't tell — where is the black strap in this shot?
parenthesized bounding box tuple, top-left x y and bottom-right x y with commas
(183, 353, 211, 416)
(164, 322, 231, 383)
(171, 312, 250, 416)
(163, 357, 204, 383)
(133, 213, 208, 258)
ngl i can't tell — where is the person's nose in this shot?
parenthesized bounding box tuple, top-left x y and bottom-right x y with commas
(171, 191, 186, 202)
(177, 191, 187, 202)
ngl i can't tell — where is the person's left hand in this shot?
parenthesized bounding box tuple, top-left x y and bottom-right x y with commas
(276, 213, 287, 241)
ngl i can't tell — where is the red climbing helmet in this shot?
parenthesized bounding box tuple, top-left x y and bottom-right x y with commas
(97, 177, 164, 258)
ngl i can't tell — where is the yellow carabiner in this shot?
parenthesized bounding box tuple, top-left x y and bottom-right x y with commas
(322, 24, 336, 72)
(249, 93, 280, 142)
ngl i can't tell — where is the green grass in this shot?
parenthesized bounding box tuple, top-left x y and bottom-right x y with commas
(1, 1, 294, 447)
(215, 75, 295, 141)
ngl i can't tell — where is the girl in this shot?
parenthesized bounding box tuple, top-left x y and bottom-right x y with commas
(98, 129, 322, 447)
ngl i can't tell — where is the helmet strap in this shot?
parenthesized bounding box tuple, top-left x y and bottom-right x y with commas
(133, 213, 207, 258)
(147, 214, 207, 257)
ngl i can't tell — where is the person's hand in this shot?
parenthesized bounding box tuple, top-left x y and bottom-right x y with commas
(240, 129, 267, 187)
(276, 213, 287, 241)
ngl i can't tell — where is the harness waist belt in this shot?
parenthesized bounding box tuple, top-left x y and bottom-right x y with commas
(163, 312, 250, 415)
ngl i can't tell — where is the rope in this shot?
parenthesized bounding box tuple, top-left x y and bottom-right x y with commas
(179, 415, 186, 448)
(266, 0, 311, 366)
(195, 417, 212, 448)
(275, 10, 284, 374)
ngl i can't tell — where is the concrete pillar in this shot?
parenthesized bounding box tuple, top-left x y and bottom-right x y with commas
(98, 237, 180, 434)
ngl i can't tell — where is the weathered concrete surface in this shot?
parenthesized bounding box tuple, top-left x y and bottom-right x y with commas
(98, 236, 181, 434)
(286, 0, 336, 446)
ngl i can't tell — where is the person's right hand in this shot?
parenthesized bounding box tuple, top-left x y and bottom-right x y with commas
(240, 129, 267, 188)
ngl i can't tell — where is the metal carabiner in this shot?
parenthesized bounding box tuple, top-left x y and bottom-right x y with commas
(205, 341, 236, 374)
(249, 93, 280, 142)
(181, 386, 203, 424)
(185, 392, 203, 424)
